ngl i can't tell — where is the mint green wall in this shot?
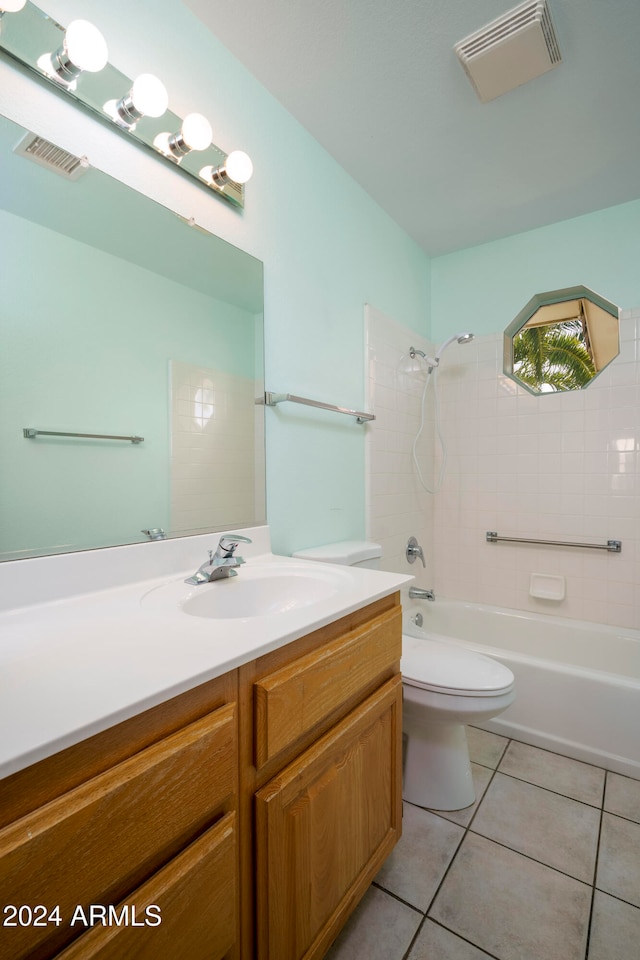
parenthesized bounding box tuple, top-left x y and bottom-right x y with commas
(0, 207, 257, 557)
(431, 199, 640, 339)
(4, 1, 639, 564)
(0, 0, 432, 558)
(6, 3, 640, 560)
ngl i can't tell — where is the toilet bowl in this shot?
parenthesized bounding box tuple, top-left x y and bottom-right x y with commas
(401, 634, 515, 810)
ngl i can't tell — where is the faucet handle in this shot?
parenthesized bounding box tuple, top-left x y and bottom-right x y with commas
(406, 536, 426, 567)
(216, 533, 253, 557)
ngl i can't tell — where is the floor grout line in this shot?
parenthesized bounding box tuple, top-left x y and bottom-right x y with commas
(369, 880, 424, 916)
(463, 827, 595, 888)
(489, 768, 605, 809)
(583, 771, 608, 960)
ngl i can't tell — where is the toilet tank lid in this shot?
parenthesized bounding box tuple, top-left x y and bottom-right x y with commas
(292, 540, 382, 565)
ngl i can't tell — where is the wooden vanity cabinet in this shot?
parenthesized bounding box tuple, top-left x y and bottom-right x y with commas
(239, 592, 403, 960)
(0, 592, 403, 960)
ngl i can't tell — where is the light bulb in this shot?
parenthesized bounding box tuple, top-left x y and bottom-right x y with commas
(52, 19, 108, 80)
(64, 20, 108, 72)
(166, 113, 212, 158)
(107, 73, 169, 126)
(200, 150, 253, 188)
(180, 113, 212, 151)
(0, 1, 27, 13)
(224, 150, 253, 184)
(130, 74, 169, 118)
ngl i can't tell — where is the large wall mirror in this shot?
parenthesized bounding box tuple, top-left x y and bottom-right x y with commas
(503, 286, 620, 395)
(0, 112, 265, 562)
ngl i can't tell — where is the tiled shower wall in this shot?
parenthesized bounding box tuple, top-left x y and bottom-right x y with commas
(365, 305, 436, 589)
(366, 306, 640, 629)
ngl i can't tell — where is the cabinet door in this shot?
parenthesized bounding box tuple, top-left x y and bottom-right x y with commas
(54, 812, 237, 960)
(255, 676, 402, 960)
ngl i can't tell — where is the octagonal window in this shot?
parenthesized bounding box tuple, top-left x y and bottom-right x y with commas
(504, 286, 620, 394)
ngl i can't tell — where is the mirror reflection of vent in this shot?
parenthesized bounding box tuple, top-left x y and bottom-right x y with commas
(455, 0, 562, 103)
(13, 132, 89, 180)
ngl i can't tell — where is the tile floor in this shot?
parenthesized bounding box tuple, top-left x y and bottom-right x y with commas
(325, 728, 640, 960)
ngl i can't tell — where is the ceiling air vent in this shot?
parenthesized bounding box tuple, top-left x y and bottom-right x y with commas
(13, 132, 89, 180)
(454, 0, 562, 103)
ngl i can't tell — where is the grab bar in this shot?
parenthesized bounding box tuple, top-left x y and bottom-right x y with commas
(486, 532, 621, 553)
(263, 391, 375, 423)
(23, 428, 144, 444)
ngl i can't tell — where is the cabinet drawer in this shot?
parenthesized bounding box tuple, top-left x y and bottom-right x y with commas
(0, 703, 236, 960)
(254, 605, 401, 768)
(55, 812, 237, 960)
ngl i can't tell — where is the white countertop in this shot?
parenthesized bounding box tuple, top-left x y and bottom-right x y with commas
(0, 526, 412, 778)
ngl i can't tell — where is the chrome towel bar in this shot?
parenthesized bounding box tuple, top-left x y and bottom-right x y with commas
(263, 392, 375, 423)
(486, 532, 621, 553)
(23, 428, 144, 444)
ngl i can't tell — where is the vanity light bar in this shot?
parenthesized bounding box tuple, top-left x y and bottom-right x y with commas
(0, 1, 253, 206)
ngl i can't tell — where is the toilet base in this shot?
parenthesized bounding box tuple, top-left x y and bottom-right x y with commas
(403, 720, 475, 811)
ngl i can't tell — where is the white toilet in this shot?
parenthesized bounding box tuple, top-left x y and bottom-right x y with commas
(401, 634, 514, 810)
(291, 540, 515, 811)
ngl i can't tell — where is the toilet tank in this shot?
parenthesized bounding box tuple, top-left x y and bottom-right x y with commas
(292, 540, 382, 570)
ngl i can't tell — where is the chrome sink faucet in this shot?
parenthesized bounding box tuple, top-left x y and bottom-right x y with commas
(185, 534, 253, 585)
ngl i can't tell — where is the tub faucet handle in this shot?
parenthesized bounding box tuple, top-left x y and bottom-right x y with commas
(406, 536, 425, 567)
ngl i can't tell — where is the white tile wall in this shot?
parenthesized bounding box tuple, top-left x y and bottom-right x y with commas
(170, 361, 262, 533)
(364, 305, 435, 588)
(366, 307, 640, 629)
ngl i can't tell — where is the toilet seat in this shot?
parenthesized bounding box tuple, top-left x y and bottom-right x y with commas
(401, 635, 514, 698)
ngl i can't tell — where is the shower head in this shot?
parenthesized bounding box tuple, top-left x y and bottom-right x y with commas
(409, 333, 474, 373)
(409, 332, 474, 371)
(434, 331, 475, 361)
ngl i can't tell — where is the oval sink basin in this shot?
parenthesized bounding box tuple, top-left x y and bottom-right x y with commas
(141, 562, 353, 620)
(184, 572, 342, 619)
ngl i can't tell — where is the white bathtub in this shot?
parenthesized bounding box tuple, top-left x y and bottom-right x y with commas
(403, 599, 640, 778)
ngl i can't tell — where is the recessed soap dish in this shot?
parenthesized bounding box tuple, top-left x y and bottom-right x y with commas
(529, 573, 565, 601)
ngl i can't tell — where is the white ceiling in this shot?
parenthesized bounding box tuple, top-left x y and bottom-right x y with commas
(184, 0, 640, 257)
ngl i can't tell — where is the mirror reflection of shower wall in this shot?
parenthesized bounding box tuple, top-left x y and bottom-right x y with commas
(170, 361, 265, 533)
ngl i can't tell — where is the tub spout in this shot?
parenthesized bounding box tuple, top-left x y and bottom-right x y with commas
(409, 587, 435, 601)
